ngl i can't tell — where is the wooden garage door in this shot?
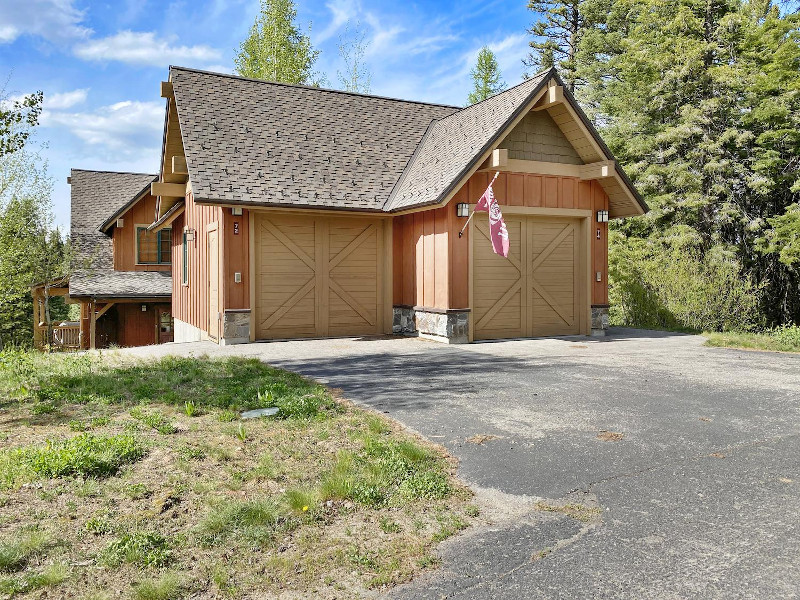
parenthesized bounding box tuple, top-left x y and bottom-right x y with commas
(254, 213, 387, 339)
(473, 215, 584, 340)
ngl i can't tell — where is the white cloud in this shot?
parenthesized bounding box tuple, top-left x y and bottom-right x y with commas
(0, 0, 90, 44)
(73, 30, 222, 67)
(41, 100, 163, 159)
(45, 89, 88, 109)
(315, 0, 359, 44)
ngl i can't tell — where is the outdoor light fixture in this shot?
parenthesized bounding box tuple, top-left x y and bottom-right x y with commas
(184, 227, 196, 241)
(456, 203, 469, 218)
(231, 207, 243, 216)
(116, 218, 124, 228)
(141, 304, 147, 312)
(596, 210, 609, 223)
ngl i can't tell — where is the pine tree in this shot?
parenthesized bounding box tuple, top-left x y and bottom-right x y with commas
(580, 0, 800, 324)
(337, 21, 372, 94)
(524, 0, 589, 91)
(467, 47, 506, 105)
(234, 0, 320, 85)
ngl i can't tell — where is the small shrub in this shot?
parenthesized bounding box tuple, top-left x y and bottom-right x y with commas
(771, 325, 800, 349)
(30, 401, 57, 416)
(609, 228, 762, 332)
(123, 483, 151, 500)
(100, 531, 172, 568)
(177, 444, 205, 462)
(464, 504, 480, 518)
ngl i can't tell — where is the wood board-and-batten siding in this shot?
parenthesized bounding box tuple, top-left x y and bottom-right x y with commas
(171, 194, 250, 336)
(112, 193, 170, 272)
(392, 171, 610, 311)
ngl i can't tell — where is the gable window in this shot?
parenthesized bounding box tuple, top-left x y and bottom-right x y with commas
(136, 226, 171, 265)
(182, 231, 188, 285)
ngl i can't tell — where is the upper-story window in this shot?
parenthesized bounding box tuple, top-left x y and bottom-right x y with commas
(136, 226, 171, 265)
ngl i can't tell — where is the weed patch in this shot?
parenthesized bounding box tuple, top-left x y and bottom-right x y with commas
(0, 433, 144, 488)
(100, 531, 172, 568)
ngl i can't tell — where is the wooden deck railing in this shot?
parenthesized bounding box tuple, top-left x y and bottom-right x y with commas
(35, 324, 81, 351)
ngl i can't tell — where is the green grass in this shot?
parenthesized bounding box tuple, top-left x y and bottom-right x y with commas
(130, 407, 177, 434)
(0, 433, 145, 489)
(0, 351, 473, 598)
(132, 573, 184, 600)
(318, 434, 451, 508)
(0, 530, 52, 572)
(705, 326, 800, 353)
(0, 563, 68, 597)
(0, 352, 337, 418)
(197, 498, 291, 547)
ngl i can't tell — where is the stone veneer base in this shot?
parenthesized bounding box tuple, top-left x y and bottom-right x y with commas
(591, 305, 610, 337)
(220, 309, 251, 345)
(393, 306, 470, 344)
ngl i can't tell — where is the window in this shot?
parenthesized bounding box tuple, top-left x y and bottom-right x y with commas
(136, 227, 171, 265)
(182, 231, 188, 285)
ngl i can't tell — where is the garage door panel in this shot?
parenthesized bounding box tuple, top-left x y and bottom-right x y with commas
(255, 214, 384, 340)
(474, 215, 583, 340)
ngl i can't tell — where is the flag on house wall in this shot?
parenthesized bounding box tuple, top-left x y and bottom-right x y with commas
(474, 176, 509, 258)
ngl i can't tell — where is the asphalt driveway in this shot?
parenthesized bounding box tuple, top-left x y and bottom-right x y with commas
(122, 329, 800, 599)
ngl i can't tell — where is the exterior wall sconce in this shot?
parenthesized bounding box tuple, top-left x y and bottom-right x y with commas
(141, 304, 147, 312)
(116, 218, 124, 228)
(456, 203, 469, 218)
(596, 210, 609, 223)
(231, 207, 243, 216)
(184, 227, 196, 241)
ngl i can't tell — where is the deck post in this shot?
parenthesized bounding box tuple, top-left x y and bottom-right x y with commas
(89, 300, 96, 350)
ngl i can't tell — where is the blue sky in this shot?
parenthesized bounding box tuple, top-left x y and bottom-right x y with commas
(0, 0, 533, 230)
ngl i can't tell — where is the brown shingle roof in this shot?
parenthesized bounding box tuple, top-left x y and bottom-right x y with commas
(385, 71, 550, 211)
(170, 67, 459, 211)
(69, 169, 170, 299)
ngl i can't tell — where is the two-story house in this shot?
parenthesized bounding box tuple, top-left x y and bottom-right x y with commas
(66, 169, 174, 349)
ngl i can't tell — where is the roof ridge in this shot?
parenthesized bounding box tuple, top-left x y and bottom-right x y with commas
(70, 168, 157, 177)
(169, 65, 462, 110)
(441, 68, 554, 124)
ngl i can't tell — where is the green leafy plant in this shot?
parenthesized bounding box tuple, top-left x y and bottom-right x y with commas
(100, 531, 172, 568)
(183, 400, 196, 417)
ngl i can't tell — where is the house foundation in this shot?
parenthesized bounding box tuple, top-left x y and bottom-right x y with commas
(393, 306, 470, 344)
(591, 304, 610, 336)
(220, 309, 251, 345)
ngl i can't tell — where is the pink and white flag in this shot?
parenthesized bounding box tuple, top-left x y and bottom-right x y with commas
(474, 177, 509, 258)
